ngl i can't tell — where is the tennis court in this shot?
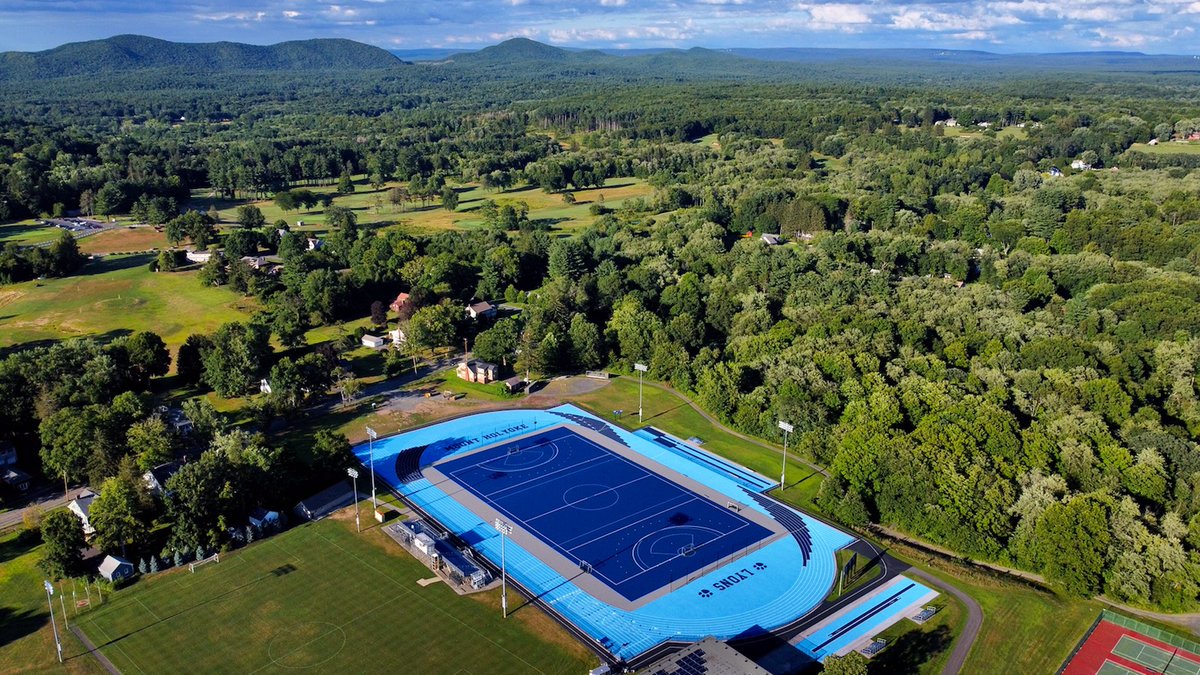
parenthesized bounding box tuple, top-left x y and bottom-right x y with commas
(1113, 636, 1200, 675)
(1097, 661, 1144, 675)
(436, 425, 775, 602)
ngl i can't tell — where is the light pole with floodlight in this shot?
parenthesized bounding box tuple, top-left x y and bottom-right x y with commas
(634, 363, 648, 424)
(493, 519, 513, 618)
(366, 426, 378, 510)
(43, 580, 62, 663)
(777, 420, 794, 489)
(347, 467, 360, 532)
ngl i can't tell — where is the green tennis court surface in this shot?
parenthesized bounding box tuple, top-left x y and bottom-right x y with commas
(1113, 635, 1200, 675)
(1098, 661, 1144, 675)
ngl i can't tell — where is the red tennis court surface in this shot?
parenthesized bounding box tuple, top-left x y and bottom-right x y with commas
(1062, 618, 1200, 675)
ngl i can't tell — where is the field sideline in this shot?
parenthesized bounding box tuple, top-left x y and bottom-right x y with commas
(76, 514, 594, 674)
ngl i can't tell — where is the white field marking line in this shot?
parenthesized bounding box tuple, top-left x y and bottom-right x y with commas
(450, 445, 609, 499)
(135, 597, 162, 622)
(311, 529, 551, 675)
(246, 593, 405, 675)
(596, 520, 754, 586)
(523, 474, 653, 522)
(630, 524, 724, 571)
(560, 493, 697, 554)
(87, 612, 147, 667)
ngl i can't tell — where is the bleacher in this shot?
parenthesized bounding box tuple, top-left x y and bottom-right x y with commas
(912, 606, 939, 624)
(741, 488, 814, 565)
(861, 639, 888, 656)
(637, 427, 776, 493)
(390, 444, 428, 484)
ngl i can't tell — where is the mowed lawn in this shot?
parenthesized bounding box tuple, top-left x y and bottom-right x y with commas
(77, 516, 595, 674)
(1129, 141, 1200, 155)
(190, 176, 652, 236)
(0, 255, 255, 353)
(569, 377, 826, 512)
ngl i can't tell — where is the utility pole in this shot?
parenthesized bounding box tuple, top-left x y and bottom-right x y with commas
(634, 363, 648, 425)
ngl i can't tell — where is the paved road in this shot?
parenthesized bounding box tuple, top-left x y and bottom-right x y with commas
(0, 486, 81, 531)
(904, 567, 983, 675)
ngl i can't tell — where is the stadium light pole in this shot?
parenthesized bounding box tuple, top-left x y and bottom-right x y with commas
(494, 519, 513, 618)
(366, 426, 378, 511)
(347, 468, 360, 532)
(777, 420, 794, 489)
(43, 580, 62, 663)
(634, 363, 648, 424)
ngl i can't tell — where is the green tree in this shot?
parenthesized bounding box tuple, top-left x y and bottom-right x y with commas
(89, 476, 149, 556)
(337, 171, 355, 194)
(236, 205, 266, 229)
(128, 416, 175, 471)
(39, 407, 97, 493)
(408, 304, 459, 355)
(568, 313, 603, 370)
(312, 429, 354, 474)
(123, 331, 170, 387)
(1035, 494, 1112, 596)
(822, 652, 868, 675)
(176, 333, 212, 385)
(201, 322, 272, 398)
(39, 510, 86, 580)
(441, 186, 459, 211)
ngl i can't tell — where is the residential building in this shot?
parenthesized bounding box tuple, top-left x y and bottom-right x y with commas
(457, 360, 498, 384)
(465, 301, 497, 320)
(69, 489, 98, 535)
(98, 555, 135, 582)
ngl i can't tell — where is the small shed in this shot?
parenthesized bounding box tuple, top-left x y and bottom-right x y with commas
(293, 481, 355, 522)
(361, 335, 386, 350)
(389, 327, 407, 345)
(143, 461, 183, 496)
(502, 376, 526, 393)
(260, 378, 273, 394)
(98, 555, 135, 582)
(761, 233, 782, 246)
(249, 508, 281, 529)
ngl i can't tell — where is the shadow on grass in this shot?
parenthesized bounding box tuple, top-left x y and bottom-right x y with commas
(785, 469, 823, 492)
(0, 530, 39, 565)
(0, 328, 134, 359)
(641, 402, 688, 424)
(78, 253, 153, 277)
(0, 606, 47, 650)
(867, 624, 953, 674)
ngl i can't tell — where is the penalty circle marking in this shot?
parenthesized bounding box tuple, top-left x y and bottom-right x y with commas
(631, 525, 723, 571)
(267, 621, 347, 669)
(477, 441, 560, 473)
(562, 483, 621, 511)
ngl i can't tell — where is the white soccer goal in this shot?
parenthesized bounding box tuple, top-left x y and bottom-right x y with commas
(189, 553, 220, 573)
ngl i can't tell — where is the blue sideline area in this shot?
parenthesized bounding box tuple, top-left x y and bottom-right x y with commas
(438, 426, 775, 602)
(634, 427, 776, 493)
(354, 405, 854, 661)
(795, 577, 935, 661)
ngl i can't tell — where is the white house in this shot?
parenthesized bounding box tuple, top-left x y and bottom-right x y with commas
(240, 255, 267, 269)
(1070, 159, 1093, 170)
(249, 508, 281, 529)
(761, 233, 782, 246)
(361, 335, 386, 350)
(143, 461, 182, 496)
(306, 237, 323, 251)
(260, 378, 273, 394)
(98, 555, 135, 582)
(68, 489, 98, 535)
(389, 327, 407, 346)
(1148, 138, 1160, 146)
(185, 249, 214, 264)
(944, 118, 959, 127)
(466, 301, 497, 320)
(977, 121, 992, 128)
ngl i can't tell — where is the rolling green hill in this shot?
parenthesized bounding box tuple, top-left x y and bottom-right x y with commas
(0, 34, 404, 80)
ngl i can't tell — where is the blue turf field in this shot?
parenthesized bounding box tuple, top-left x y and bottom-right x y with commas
(437, 426, 775, 602)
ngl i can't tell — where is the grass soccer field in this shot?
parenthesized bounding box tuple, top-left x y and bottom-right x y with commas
(76, 516, 593, 674)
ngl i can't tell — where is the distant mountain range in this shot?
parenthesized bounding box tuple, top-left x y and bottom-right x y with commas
(0, 34, 404, 80)
(3, 34, 1199, 83)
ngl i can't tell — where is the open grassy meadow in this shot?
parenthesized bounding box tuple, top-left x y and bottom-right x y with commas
(569, 377, 826, 512)
(189, 176, 652, 236)
(0, 220, 65, 247)
(75, 515, 595, 674)
(1129, 141, 1200, 155)
(0, 255, 255, 354)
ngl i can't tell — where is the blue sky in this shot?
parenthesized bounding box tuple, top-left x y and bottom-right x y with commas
(2, 1, 1199, 53)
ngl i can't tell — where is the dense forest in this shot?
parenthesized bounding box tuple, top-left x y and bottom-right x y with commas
(4, 36, 1200, 611)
